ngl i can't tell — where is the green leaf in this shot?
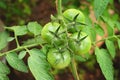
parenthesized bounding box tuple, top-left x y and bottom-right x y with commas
(0, 74, 9, 80)
(115, 21, 120, 31)
(83, 26, 96, 41)
(95, 47, 114, 80)
(94, 0, 110, 19)
(7, 37, 14, 42)
(106, 25, 114, 36)
(94, 23, 104, 36)
(27, 22, 42, 36)
(28, 49, 54, 80)
(117, 39, 120, 49)
(18, 50, 27, 59)
(0, 1, 7, 9)
(22, 36, 45, 46)
(29, 49, 46, 59)
(10, 26, 28, 36)
(102, 16, 115, 29)
(0, 31, 9, 50)
(6, 52, 28, 73)
(105, 39, 116, 58)
(0, 62, 10, 74)
(74, 55, 87, 62)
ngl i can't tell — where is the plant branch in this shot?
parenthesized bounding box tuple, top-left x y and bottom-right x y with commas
(93, 34, 120, 46)
(0, 43, 40, 57)
(70, 57, 80, 80)
(56, 0, 62, 16)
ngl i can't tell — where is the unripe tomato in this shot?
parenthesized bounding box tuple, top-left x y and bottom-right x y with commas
(63, 9, 85, 33)
(41, 22, 65, 45)
(47, 48, 71, 69)
(68, 32, 91, 55)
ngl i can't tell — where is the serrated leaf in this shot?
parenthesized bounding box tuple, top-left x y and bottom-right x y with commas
(18, 50, 27, 59)
(94, 0, 110, 19)
(28, 49, 54, 80)
(10, 26, 28, 36)
(27, 22, 42, 36)
(0, 62, 10, 74)
(6, 52, 28, 73)
(105, 39, 116, 58)
(94, 23, 104, 36)
(95, 47, 114, 80)
(0, 74, 9, 80)
(0, 31, 9, 50)
(102, 16, 115, 29)
(29, 49, 46, 59)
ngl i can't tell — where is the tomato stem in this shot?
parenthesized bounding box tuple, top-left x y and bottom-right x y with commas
(0, 43, 40, 56)
(70, 57, 80, 80)
(56, 0, 62, 16)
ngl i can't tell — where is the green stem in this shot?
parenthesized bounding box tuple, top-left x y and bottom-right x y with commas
(93, 34, 120, 46)
(71, 57, 80, 80)
(56, 0, 62, 16)
(15, 34, 20, 47)
(0, 43, 40, 56)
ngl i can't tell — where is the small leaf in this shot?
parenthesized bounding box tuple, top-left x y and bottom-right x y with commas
(94, 0, 110, 19)
(117, 39, 120, 49)
(28, 49, 54, 80)
(74, 55, 87, 62)
(22, 36, 45, 46)
(106, 25, 114, 36)
(0, 74, 9, 80)
(27, 22, 42, 36)
(7, 37, 14, 42)
(0, 31, 9, 50)
(94, 23, 104, 36)
(95, 47, 114, 80)
(115, 21, 120, 31)
(10, 26, 28, 36)
(105, 39, 116, 58)
(18, 51, 27, 59)
(6, 52, 28, 73)
(0, 62, 10, 74)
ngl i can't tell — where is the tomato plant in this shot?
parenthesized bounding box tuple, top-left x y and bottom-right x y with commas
(0, 0, 120, 80)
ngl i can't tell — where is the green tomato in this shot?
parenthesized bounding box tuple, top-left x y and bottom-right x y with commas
(68, 32, 91, 55)
(63, 9, 85, 33)
(41, 22, 65, 45)
(47, 48, 71, 69)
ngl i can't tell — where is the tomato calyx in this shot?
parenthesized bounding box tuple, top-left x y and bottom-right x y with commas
(64, 13, 86, 32)
(73, 31, 88, 44)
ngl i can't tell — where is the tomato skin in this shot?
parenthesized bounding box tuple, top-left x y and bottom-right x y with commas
(41, 22, 65, 45)
(63, 9, 85, 33)
(68, 32, 91, 55)
(47, 48, 71, 69)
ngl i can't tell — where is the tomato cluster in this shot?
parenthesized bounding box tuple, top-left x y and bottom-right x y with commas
(41, 9, 91, 69)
